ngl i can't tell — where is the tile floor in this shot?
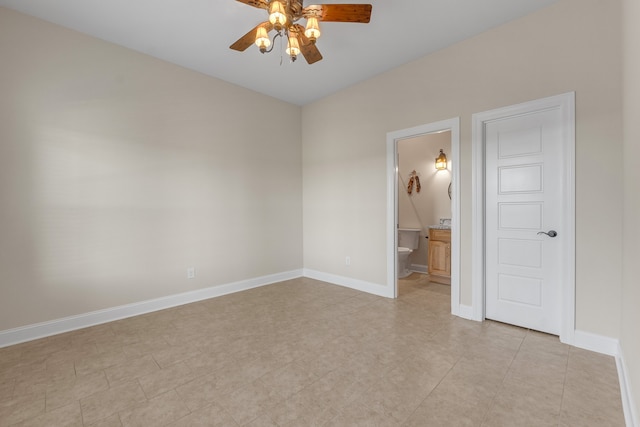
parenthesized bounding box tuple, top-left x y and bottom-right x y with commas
(0, 274, 626, 426)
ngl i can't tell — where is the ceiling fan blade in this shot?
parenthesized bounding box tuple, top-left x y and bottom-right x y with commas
(230, 21, 273, 51)
(235, 0, 268, 10)
(293, 24, 323, 64)
(303, 4, 372, 23)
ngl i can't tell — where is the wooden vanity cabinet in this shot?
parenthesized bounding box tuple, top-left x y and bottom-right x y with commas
(428, 228, 451, 285)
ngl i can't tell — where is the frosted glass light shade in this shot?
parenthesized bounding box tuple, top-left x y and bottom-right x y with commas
(286, 34, 300, 58)
(269, 1, 287, 28)
(255, 26, 271, 51)
(304, 17, 321, 42)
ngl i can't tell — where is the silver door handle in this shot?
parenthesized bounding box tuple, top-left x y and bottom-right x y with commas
(537, 230, 558, 238)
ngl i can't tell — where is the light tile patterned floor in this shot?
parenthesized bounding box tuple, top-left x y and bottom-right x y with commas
(0, 274, 626, 426)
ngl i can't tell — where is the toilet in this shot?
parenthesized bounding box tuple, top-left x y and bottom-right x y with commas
(398, 228, 421, 278)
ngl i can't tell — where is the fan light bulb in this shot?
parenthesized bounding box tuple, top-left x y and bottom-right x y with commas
(255, 26, 271, 52)
(268, 1, 287, 29)
(304, 17, 321, 43)
(286, 34, 301, 61)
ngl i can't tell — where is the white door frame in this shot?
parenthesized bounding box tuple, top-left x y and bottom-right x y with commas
(386, 118, 461, 314)
(471, 92, 576, 343)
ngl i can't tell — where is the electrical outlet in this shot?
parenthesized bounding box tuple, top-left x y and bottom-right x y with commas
(345, 256, 351, 266)
(187, 267, 195, 279)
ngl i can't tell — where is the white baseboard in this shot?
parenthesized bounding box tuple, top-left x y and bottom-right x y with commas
(409, 264, 428, 274)
(455, 304, 476, 321)
(617, 342, 639, 427)
(572, 329, 619, 356)
(571, 330, 640, 426)
(303, 269, 393, 298)
(0, 269, 303, 348)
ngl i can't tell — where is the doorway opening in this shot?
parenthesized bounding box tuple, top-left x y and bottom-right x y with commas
(386, 118, 461, 315)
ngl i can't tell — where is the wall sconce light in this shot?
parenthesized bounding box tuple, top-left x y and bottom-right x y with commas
(435, 149, 448, 170)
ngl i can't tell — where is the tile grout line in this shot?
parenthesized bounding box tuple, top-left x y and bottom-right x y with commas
(398, 353, 462, 426)
(478, 327, 527, 426)
(557, 344, 571, 426)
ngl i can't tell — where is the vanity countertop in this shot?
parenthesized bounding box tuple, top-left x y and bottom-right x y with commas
(429, 225, 451, 230)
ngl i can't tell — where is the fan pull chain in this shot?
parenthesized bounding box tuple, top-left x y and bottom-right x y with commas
(279, 30, 284, 66)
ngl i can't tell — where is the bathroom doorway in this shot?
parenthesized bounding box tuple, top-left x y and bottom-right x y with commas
(386, 118, 460, 314)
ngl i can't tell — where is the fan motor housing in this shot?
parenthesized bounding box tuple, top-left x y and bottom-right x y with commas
(288, 0, 304, 22)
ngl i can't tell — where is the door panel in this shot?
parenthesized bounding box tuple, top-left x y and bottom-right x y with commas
(498, 203, 542, 229)
(499, 164, 543, 193)
(498, 238, 542, 268)
(498, 274, 542, 306)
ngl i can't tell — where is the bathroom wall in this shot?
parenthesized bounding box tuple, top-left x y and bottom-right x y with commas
(302, 0, 623, 339)
(0, 7, 303, 331)
(398, 132, 452, 270)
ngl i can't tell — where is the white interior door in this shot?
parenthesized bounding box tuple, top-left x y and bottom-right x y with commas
(484, 105, 567, 335)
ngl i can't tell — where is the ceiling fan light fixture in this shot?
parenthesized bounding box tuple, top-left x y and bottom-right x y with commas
(286, 33, 301, 61)
(268, 0, 287, 30)
(255, 26, 271, 52)
(304, 17, 321, 43)
(231, 1, 372, 65)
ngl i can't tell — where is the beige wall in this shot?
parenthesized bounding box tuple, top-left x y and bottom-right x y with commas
(398, 132, 452, 267)
(0, 7, 303, 330)
(622, 0, 640, 420)
(302, 0, 623, 338)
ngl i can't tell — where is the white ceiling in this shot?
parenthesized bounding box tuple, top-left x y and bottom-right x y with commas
(0, 0, 558, 105)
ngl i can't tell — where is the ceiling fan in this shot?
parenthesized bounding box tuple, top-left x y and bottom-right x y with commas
(230, 0, 372, 64)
